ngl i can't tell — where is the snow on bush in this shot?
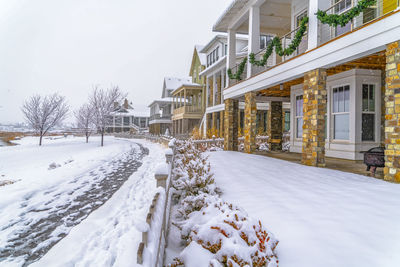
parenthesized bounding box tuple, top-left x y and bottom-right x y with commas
(170, 140, 279, 267)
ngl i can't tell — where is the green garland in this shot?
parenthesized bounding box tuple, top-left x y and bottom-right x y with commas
(316, 0, 376, 27)
(227, 56, 247, 81)
(249, 16, 309, 67)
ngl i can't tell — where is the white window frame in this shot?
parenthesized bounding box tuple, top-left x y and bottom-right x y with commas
(332, 84, 350, 141)
(295, 95, 303, 139)
(361, 83, 376, 142)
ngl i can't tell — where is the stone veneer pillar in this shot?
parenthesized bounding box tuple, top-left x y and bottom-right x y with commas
(268, 101, 283, 151)
(224, 99, 239, 151)
(244, 92, 257, 153)
(384, 40, 400, 182)
(219, 111, 224, 137)
(301, 69, 327, 167)
(212, 112, 218, 131)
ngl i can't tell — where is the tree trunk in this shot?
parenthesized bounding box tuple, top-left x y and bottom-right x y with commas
(101, 133, 104, 146)
(86, 133, 89, 143)
(39, 134, 43, 146)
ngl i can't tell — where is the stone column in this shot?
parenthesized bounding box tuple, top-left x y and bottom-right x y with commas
(302, 69, 327, 167)
(224, 99, 239, 151)
(244, 92, 257, 153)
(212, 112, 218, 134)
(219, 111, 224, 137)
(384, 41, 400, 182)
(268, 102, 283, 151)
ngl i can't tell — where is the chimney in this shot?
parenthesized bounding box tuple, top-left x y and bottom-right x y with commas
(114, 102, 119, 110)
(124, 98, 129, 109)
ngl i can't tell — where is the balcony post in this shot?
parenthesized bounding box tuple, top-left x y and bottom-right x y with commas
(221, 69, 225, 103)
(308, 0, 327, 50)
(247, 5, 260, 78)
(213, 73, 217, 106)
(227, 29, 236, 87)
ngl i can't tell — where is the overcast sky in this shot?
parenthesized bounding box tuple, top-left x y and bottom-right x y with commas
(0, 0, 231, 123)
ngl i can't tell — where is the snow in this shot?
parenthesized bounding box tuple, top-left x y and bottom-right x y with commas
(155, 162, 169, 176)
(0, 135, 165, 266)
(32, 139, 165, 267)
(207, 151, 400, 267)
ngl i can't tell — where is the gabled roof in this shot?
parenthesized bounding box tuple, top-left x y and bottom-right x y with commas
(200, 34, 248, 54)
(195, 45, 207, 66)
(162, 77, 192, 98)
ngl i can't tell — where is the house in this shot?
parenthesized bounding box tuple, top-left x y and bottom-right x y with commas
(199, 34, 292, 138)
(148, 77, 192, 135)
(214, 0, 400, 182)
(171, 46, 207, 137)
(107, 99, 149, 133)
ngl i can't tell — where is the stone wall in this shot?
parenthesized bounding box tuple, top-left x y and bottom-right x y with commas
(244, 92, 257, 153)
(301, 69, 327, 167)
(224, 99, 239, 151)
(384, 40, 400, 182)
(268, 101, 283, 151)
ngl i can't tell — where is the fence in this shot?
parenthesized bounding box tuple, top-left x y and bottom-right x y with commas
(137, 138, 175, 266)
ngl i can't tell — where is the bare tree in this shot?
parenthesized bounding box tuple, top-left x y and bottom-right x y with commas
(21, 93, 69, 146)
(89, 85, 125, 146)
(74, 103, 94, 143)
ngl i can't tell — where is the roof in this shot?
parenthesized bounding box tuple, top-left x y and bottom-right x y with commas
(195, 45, 207, 66)
(200, 34, 248, 54)
(213, 0, 249, 33)
(171, 82, 204, 96)
(164, 77, 192, 90)
(148, 97, 174, 107)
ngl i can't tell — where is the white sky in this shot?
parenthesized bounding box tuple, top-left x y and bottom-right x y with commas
(0, 0, 232, 123)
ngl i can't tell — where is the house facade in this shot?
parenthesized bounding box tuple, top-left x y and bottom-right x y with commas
(149, 77, 192, 135)
(213, 0, 400, 182)
(171, 46, 206, 137)
(200, 34, 291, 138)
(107, 99, 149, 133)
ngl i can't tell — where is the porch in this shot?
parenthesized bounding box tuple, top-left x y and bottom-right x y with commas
(256, 150, 384, 179)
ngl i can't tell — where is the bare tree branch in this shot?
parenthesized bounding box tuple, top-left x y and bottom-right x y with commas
(21, 93, 69, 146)
(74, 103, 95, 143)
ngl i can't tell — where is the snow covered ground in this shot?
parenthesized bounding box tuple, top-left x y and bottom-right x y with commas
(0, 136, 164, 266)
(208, 151, 400, 267)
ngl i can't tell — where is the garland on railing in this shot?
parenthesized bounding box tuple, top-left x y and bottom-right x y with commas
(249, 16, 309, 67)
(316, 0, 376, 27)
(227, 56, 247, 81)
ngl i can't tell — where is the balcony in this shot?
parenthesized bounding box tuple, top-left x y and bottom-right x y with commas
(173, 105, 203, 116)
(149, 114, 172, 121)
(221, 0, 399, 97)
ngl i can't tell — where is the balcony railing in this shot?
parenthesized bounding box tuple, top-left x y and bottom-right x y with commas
(319, 0, 399, 46)
(149, 114, 172, 121)
(173, 105, 203, 115)
(229, 24, 309, 85)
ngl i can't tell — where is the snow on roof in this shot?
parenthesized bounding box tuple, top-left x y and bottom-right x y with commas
(195, 45, 207, 66)
(213, 0, 250, 33)
(148, 97, 174, 107)
(164, 77, 192, 90)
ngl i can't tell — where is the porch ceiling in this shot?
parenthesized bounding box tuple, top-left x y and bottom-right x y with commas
(213, 0, 291, 35)
(255, 51, 386, 98)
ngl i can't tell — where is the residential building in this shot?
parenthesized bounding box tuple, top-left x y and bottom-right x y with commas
(149, 77, 192, 135)
(107, 98, 149, 133)
(214, 0, 400, 182)
(200, 34, 291, 138)
(171, 46, 206, 136)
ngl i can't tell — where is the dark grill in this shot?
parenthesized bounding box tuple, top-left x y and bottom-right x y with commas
(361, 147, 385, 175)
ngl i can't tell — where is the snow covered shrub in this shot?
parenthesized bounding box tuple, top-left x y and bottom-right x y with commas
(169, 140, 279, 267)
(172, 140, 219, 200)
(171, 198, 279, 267)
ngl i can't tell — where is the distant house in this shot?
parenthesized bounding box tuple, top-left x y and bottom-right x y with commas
(107, 99, 149, 133)
(148, 77, 192, 135)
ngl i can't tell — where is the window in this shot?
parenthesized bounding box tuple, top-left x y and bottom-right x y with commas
(216, 47, 219, 61)
(224, 44, 228, 56)
(284, 111, 290, 132)
(334, 0, 352, 36)
(296, 95, 303, 138)
(260, 35, 273, 50)
(296, 10, 308, 28)
(362, 84, 375, 141)
(332, 85, 350, 140)
(264, 112, 268, 132)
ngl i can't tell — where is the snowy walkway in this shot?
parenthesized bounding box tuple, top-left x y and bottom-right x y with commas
(208, 151, 400, 267)
(0, 136, 164, 266)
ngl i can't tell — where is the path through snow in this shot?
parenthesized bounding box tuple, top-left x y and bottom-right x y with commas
(0, 137, 159, 266)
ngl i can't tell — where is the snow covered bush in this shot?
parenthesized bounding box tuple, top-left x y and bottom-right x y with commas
(169, 140, 279, 267)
